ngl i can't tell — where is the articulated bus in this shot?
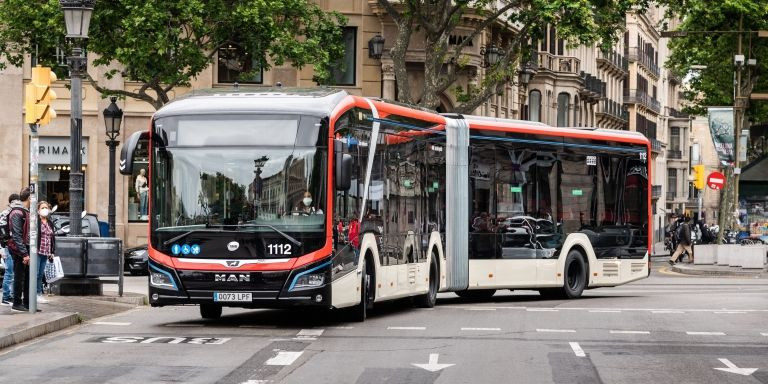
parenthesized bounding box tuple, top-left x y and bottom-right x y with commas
(120, 89, 650, 320)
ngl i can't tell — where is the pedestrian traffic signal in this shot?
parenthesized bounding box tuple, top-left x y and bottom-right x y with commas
(691, 164, 705, 190)
(24, 65, 57, 125)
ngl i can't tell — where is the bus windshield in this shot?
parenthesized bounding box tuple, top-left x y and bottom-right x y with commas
(150, 115, 328, 256)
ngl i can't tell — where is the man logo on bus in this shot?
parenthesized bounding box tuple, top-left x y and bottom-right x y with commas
(226, 260, 240, 267)
(214, 274, 250, 282)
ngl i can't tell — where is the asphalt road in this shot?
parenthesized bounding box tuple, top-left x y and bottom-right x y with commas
(1, 262, 766, 384)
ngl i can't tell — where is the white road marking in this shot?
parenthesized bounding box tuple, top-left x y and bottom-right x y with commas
(687, 331, 726, 336)
(569, 342, 586, 357)
(714, 311, 747, 314)
(652, 310, 685, 314)
(589, 310, 621, 313)
(714, 358, 758, 376)
(387, 326, 426, 330)
(761, 332, 768, 337)
(297, 329, 324, 337)
(610, 330, 650, 334)
(465, 308, 497, 311)
(536, 329, 576, 333)
(461, 327, 502, 331)
(241, 380, 271, 384)
(265, 351, 304, 366)
(412, 353, 455, 372)
(527, 308, 559, 312)
(92, 322, 131, 326)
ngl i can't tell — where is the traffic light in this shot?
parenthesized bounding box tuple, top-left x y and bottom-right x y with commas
(691, 164, 705, 190)
(24, 65, 57, 125)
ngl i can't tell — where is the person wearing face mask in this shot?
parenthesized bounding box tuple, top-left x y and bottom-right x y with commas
(26, 201, 55, 303)
(295, 191, 323, 215)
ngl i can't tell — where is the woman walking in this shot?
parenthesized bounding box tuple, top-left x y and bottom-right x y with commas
(26, 201, 56, 303)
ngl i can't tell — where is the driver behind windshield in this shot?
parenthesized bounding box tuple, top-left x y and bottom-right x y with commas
(294, 191, 323, 215)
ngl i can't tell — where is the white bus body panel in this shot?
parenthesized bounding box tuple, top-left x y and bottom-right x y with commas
(331, 267, 362, 308)
(466, 233, 649, 290)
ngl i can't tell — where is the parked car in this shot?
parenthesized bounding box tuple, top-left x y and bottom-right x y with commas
(124, 244, 148, 275)
(50, 212, 102, 237)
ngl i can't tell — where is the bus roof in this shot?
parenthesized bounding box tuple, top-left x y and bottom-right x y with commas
(154, 88, 348, 118)
(462, 115, 649, 145)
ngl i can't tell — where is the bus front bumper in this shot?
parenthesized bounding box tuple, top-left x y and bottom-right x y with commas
(147, 260, 333, 309)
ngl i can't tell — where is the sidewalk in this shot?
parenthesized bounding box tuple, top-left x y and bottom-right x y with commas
(0, 290, 146, 350)
(653, 241, 768, 278)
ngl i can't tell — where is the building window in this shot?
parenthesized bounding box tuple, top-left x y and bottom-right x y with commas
(129, 138, 150, 222)
(529, 90, 542, 122)
(330, 27, 357, 86)
(670, 127, 680, 151)
(667, 168, 677, 197)
(217, 44, 263, 84)
(557, 92, 570, 127)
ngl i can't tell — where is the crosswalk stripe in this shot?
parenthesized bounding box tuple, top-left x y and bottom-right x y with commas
(686, 331, 726, 336)
(265, 351, 303, 366)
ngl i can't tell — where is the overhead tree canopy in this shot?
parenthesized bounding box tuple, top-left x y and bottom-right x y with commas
(662, 0, 768, 127)
(661, 0, 768, 159)
(0, 0, 347, 110)
(376, 0, 649, 113)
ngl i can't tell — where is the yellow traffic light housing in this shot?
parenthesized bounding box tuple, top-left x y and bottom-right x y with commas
(24, 65, 57, 125)
(692, 164, 705, 190)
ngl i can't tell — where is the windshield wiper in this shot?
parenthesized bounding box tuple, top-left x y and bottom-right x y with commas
(229, 223, 302, 248)
(162, 228, 225, 246)
(162, 224, 303, 248)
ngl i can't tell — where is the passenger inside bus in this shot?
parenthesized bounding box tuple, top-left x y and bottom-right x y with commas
(294, 191, 323, 215)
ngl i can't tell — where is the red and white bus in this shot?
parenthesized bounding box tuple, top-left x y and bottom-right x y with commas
(120, 89, 650, 320)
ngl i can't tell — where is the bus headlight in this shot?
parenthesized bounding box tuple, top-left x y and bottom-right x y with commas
(292, 273, 325, 290)
(149, 265, 178, 290)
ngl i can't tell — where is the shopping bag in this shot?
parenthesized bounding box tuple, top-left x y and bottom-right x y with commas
(45, 256, 65, 283)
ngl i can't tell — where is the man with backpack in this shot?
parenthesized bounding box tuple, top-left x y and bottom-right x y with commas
(0, 193, 21, 305)
(669, 215, 693, 265)
(6, 188, 34, 312)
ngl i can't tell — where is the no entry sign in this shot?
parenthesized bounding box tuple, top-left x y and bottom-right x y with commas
(707, 172, 725, 190)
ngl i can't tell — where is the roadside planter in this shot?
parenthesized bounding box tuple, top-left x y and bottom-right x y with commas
(739, 245, 767, 269)
(693, 244, 718, 265)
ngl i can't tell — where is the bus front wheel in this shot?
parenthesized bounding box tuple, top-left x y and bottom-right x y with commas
(561, 250, 587, 299)
(414, 255, 438, 308)
(200, 303, 222, 320)
(349, 258, 374, 322)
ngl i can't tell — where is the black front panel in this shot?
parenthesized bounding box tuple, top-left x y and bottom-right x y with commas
(177, 270, 290, 292)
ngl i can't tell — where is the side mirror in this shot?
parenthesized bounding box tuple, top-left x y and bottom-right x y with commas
(119, 130, 149, 175)
(81, 211, 87, 219)
(51, 205, 58, 213)
(334, 140, 352, 191)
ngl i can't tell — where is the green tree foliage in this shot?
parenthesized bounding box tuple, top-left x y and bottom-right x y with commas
(377, 0, 648, 113)
(0, 0, 347, 109)
(662, 0, 768, 135)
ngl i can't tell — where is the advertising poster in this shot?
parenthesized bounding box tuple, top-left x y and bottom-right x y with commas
(707, 107, 735, 163)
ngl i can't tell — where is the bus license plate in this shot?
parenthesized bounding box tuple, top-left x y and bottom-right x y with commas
(214, 292, 252, 302)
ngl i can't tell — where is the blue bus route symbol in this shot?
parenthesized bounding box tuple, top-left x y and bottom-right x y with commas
(191, 244, 201, 255)
(181, 244, 191, 255)
(171, 244, 181, 255)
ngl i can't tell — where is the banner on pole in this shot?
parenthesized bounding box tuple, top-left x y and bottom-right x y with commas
(707, 107, 735, 164)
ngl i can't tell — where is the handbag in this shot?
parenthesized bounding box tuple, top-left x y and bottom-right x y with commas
(45, 256, 65, 283)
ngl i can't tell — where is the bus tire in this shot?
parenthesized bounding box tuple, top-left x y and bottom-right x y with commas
(455, 289, 496, 299)
(414, 255, 438, 308)
(561, 249, 587, 299)
(349, 257, 374, 322)
(200, 303, 222, 320)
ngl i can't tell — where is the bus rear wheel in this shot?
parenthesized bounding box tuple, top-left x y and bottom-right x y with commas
(200, 303, 222, 320)
(414, 255, 438, 308)
(455, 289, 496, 300)
(561, 250, 587, 299)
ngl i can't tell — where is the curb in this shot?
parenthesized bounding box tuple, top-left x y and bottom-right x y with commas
(86, 295, 148, 306)
(669, 265, 766, 277)
(0, 312, 80, 350)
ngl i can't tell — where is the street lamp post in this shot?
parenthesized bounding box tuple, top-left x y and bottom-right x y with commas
(103, 96, 123, 238)
(60, 0, 94, 237)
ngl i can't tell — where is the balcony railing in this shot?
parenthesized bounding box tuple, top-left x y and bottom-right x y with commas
(668, 150, 683, 159)
(666, 191, 677, 200)
(536, 52, 581, 75)
(652, 185, 662, 199)
(626, 47, 660, 78)
(624, 89, 661, 113)
(668, 108, 689, 119)
(651, 138, 662, 153)
(636, 122, 657, 141)
(597, 50, 629, 74)
(597, 99, 629, 121)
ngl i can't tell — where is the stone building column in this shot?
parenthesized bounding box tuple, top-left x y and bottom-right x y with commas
(381, 60, 396, 100)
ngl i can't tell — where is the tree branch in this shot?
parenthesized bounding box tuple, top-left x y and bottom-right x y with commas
(83, 71, 158, 108)
(377, 0, 401, 24)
